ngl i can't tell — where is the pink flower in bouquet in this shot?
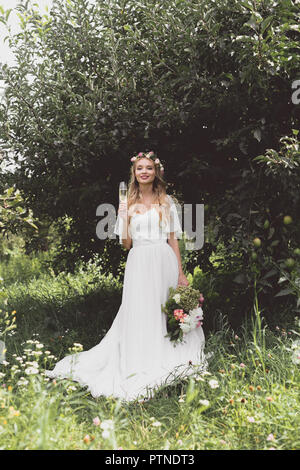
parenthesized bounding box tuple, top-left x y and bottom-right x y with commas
(179, 314, 188, 323)
(138, 152, 144, 157)
(173, 309, 184, 320)
(198, 293, 204, 306)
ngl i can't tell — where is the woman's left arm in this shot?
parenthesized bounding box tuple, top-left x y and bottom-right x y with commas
(168, 232, 189, 286)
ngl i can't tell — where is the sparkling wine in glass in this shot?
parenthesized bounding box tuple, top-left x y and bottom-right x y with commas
(119, 181, 127, 202)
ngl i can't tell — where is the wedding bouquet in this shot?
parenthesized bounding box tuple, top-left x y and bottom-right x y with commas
(161, 285, 204, 344)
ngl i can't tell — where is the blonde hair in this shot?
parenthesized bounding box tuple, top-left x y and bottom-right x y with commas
(127, 156, 171, 227)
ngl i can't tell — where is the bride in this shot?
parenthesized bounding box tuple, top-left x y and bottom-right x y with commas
(45, 151, 206, 402)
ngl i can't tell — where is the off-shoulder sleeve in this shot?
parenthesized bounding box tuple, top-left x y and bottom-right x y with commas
(113, 214, 125, 244)
(167, 195, 183, 239)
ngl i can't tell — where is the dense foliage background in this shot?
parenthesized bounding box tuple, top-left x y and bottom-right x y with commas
(0, 0, 299, 328)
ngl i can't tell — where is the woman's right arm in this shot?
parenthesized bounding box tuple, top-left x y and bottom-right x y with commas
(118, 201, 132, 250)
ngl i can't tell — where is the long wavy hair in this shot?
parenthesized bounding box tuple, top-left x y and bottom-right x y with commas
(127, 156, 171, 227)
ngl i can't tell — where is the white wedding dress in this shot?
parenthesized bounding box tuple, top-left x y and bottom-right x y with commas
(45, 195, 206, 402)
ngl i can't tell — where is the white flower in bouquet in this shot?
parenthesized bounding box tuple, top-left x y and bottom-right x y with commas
(179, 306, 203, 334)
(179, 322, 192, 334)
(189, 306, 203, 322)
(173, 293, 181, 303)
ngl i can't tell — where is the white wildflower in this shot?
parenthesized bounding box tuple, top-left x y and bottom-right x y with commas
(199, 399, 210, 406)
(208, 379, 219, 389)
(17, 378, 29, 387)
(25, 366, 39, 375)
(151, 421, 162, 427)
(100, 419, 114, 439)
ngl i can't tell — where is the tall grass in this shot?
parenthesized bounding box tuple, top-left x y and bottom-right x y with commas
(0, 253, 299, 450)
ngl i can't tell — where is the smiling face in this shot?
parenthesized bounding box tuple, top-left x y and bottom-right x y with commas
(134, 157, 156, 185)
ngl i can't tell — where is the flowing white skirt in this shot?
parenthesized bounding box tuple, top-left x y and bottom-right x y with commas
(45, 240, 206, 402)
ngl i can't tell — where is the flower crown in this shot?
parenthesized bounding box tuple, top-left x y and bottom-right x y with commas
(130, 151, 164, 174)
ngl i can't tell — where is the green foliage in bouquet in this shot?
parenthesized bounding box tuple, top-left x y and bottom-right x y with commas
(161, 285, 202, 343)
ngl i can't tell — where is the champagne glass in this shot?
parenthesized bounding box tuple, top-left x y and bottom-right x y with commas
(119, 181, 127, 202)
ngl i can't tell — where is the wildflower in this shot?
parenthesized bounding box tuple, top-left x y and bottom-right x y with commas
(93, 416, 101, 426)
(257, 385, 262, 391)
(240, 398, 247, 403)
(199, 399, 210, 407)
(229, 398, 234, 405)
(17, 378, 29, 387)
(249, 385, 254, 392)
(240, 363, 246, 368)
(266, 396, 274, 402)
(83, 435, 90, 444)
(220, 439, 227, 445)
(7, 386, 12, 392)
(247, 416, 255, 423)
(267, 434, 275, 441)
(208, 379, 219, 389)
(25, 366, 39, 375)
(100, 419, 114, 439)
(151, 421, 162, 427)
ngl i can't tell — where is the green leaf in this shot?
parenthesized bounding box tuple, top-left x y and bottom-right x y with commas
(275, 288, 294, 297)
(260, 16, 274, 34)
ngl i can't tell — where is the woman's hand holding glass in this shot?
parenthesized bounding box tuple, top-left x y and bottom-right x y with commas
(118, 201, 128, 222)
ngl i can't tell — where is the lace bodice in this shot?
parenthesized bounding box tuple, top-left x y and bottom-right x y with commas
(113, 194, 183, 244)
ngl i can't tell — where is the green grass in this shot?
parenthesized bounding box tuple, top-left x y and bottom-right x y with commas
(0, 253, 300, 450)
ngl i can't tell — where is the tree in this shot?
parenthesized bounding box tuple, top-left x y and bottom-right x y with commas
(0, 0, 299, 323)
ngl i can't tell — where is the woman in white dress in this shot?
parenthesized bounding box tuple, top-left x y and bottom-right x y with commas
(45, 152, 206, 402)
